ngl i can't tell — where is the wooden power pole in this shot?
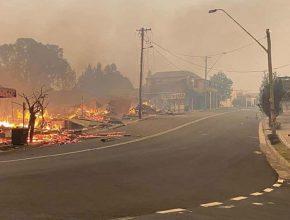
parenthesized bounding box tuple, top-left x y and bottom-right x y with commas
(204, 56, 208, 110)
(266, 29, 276, 135)
(137, 27, 151, 119)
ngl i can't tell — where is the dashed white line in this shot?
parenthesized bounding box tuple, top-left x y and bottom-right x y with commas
(252, 202, 263, 206)
(113, 217, 135, 220)
(230, 196, 248, 201)
(156, 208, 186, 214)
(278, 179, 284, 184)
(200, 202, 223, 207)
(0, 112, 231, 163)
(250, 192, 264, 196)
(218, 205, 235, 209)
(273, 183, 282, 187)
(253, 150, 262, 155)
(264, 188, 273, 193)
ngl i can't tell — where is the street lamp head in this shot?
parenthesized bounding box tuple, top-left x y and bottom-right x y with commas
(208, 9, 218, 13)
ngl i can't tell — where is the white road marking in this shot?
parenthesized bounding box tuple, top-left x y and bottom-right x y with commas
(156, 208, 186, 214)
(273, 183, 282, 187)
(200, 202, 223, 207)
(0, 112, 232, 163)
(252, 202, 263, 206)
(218, 205, 235, 209)
(250, 192, 264, 196)
(114, 217, 135, 220)
(278, 179, 284, 184)
(253, 150, 262, 155)
(264, 188, 273, 193)
(230, 196, 248, 201)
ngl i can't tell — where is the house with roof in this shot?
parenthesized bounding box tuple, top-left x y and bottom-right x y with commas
(144, 71, 218, 112)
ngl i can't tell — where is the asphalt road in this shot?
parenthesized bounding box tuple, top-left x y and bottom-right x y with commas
(0, 110, 284, 220)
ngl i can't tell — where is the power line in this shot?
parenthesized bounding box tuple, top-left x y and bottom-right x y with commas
(153, 39, 290, 74)
(181, 36, 266, 57)
(273, 63, 290, 70)
(153, 41, 266, 73)
(207, 54, 223, 74)
(154, 47, 182, 70)
(153, 41, 205, 68)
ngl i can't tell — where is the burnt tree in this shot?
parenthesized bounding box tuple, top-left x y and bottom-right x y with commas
(21, 88, 48, 143)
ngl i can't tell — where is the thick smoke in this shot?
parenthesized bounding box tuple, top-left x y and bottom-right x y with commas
(0, 0, 290, 91)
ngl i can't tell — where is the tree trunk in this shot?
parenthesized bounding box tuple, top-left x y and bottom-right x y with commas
(28, 115, 36, 143)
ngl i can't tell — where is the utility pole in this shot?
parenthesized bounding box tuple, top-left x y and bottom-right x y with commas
(137, 27, 151, 119)
(81, 96, 84, 118)
(204, 56, 208, 110)
(266, 29, 276, 135)
(209, 91, 212, 110)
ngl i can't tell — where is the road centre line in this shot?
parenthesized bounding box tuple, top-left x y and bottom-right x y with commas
(264, 188, 274, 193)
(0, 111, 234, 163)
(200, 202, 223, 207)
(230, 196, 248, 201)
(156, 208, 186, 214)
(250, 192, 264, 196)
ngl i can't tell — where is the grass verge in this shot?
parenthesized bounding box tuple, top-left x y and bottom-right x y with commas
(273, 143, 290, 163)
(268, 134, 290, 163)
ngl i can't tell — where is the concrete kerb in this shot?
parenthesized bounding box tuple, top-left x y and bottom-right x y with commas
(259, 119, 290, 180)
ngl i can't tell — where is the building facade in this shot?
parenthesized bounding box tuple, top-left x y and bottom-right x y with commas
(144, 71, 219, 112)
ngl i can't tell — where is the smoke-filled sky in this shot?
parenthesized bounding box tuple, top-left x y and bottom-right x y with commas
(1, 0, 290, 91)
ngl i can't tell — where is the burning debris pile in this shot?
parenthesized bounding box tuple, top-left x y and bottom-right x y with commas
(0, 97, 130, 147)
(124, 101, 158, 118)
(0, 114, 129, 147)
(32, 130, 128, 146)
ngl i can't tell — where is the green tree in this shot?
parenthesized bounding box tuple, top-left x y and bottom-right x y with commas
(78, 63, 134, 97)
(0, 38, 76, 90)
(210, 72, 233, 100)
(259, 74, 285, 118)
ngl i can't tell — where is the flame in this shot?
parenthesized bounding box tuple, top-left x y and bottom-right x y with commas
(127, 101, 154, 115)
(0, 101, 114, 144)
(0, 121, 15, 128)
(68, 105, 109, 122)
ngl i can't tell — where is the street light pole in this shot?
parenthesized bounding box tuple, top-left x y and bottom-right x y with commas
(209, 9, 276, 135)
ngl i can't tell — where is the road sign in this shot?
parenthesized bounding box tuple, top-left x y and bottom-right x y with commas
(0, 87, 16, 98)
(160, 93, 185, 100)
